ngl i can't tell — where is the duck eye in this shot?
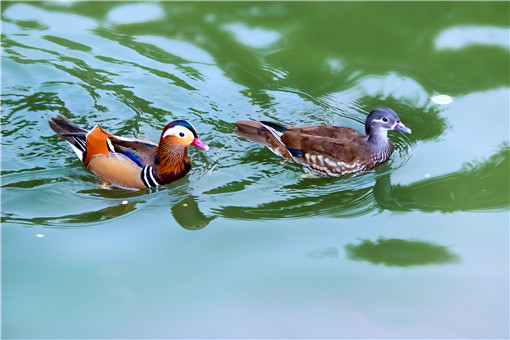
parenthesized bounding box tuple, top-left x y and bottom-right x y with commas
(382, 117, 389, 123)
(179, 132, 185, 137)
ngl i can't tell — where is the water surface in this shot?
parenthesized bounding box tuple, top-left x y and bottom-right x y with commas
(1, 2, 509, 338)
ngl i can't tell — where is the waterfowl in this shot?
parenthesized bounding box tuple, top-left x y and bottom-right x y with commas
(49, 115, 209, 190)
(235, 107, 411, 177)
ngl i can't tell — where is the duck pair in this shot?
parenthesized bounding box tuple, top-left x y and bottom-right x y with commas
(49, 107, 411, 190)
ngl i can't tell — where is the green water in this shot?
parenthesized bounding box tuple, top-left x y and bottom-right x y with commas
(1, 1, 509, 338)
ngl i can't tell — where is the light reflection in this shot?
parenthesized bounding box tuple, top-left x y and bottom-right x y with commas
(430, 94, 453, 105)
(322, 73, 432, 110)
(106, 3, 165, 25)
(435, 26, 510, 51)
(221, 23, 281, 49)
(3, 3, 96, 32)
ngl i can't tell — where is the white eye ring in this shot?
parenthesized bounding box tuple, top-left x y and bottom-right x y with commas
(162, 125, 191, 139)
(382, 117, 389, 123)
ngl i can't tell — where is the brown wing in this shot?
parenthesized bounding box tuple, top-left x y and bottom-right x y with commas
(281, 126, 374, 176)
(109, 136, 159, 167)
(289, 125, 361, 139)
(282, 126, 368, 161)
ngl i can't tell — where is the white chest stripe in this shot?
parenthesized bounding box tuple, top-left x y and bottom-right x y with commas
(141, 165, 161, 188)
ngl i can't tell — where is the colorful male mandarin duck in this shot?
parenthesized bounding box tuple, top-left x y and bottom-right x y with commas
(49, 115, 209, 190)
(235, 107, 411, 177)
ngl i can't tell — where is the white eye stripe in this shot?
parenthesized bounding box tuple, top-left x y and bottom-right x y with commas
(162, 126, 192, 139)
(373, 118, 391, 124)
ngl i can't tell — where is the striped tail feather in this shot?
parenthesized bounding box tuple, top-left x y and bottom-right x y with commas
(259, 121, 286, 134)
(235, 120, 294, 158)
(49, 115, 88, 162)
(235, 120, 286, 146)
(235, 120, 267, 145)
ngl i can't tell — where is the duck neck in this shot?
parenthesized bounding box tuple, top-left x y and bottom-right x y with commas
(366, 126, 389, 147)
(157, 142, 190, 177)
(366, 127, 393, 162)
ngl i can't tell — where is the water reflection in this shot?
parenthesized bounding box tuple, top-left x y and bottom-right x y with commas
(1, 200, 140, 227)
(210, 145, 509, 219)
(106, 3, 164, 25)
(345, 238, 459, 267)
(374, 144, 510, 213)
(43, 35, 92, 52)
(435, 25, 510, 51)
(213, 184, 375, 220)
(171, 195, 215, 230)
(221, 23, 281, 49)
(307, 247, 339, 259)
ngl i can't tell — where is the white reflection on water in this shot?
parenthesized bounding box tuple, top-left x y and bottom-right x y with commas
(430, 94, 453, 105)
(435, 26, 510, 51)
(322, 73, 431, 113)
(3, 3, 96, 32)
(106, 3, 165, 25)
(222, 23, 281, 49)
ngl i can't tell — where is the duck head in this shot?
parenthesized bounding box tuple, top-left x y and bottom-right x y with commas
(160, 120, 209, 150)
(365, 107, 411, 144)
(156, 120, 208, 177)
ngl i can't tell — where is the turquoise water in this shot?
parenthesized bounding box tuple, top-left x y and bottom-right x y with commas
(1, 1, 509, 338)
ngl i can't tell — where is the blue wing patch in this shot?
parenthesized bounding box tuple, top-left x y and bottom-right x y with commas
(122, 151, 144, 168)
(287, 147, 302, 157)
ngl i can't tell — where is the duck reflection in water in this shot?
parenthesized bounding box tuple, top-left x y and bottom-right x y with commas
(171, 195, 215, 230)
(211, 144, 508, 220)
(373, 144, 509, 213)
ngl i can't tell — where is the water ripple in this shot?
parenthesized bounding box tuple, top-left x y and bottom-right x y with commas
(2, 1, 507, 228)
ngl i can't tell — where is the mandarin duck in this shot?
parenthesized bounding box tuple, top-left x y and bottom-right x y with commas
(235, 107, 411, 177)
(49, 115, 209, 190)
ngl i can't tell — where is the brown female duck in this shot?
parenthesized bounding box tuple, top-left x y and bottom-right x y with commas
(235, 107, 411, 176)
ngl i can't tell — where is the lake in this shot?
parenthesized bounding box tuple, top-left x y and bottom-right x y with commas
(1, 1, 509, 338)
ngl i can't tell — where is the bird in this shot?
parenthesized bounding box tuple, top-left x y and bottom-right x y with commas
(235, 107, 411, 177)
(49, 115, 209, 190)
